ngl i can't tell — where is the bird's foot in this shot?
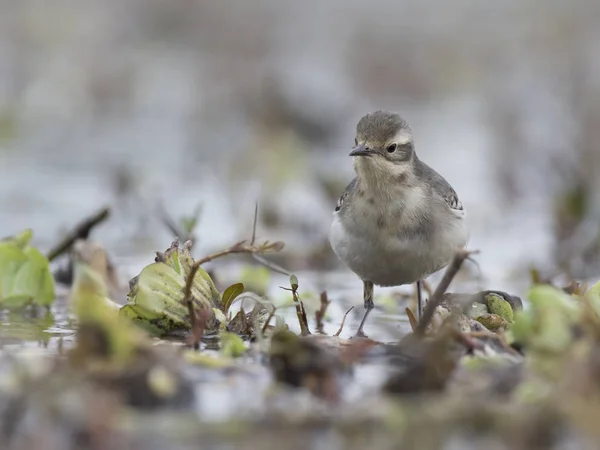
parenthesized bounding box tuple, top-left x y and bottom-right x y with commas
(352, 328, 369, 340)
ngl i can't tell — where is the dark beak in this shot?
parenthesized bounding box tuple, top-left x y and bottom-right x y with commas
(349, 143, 373, 157)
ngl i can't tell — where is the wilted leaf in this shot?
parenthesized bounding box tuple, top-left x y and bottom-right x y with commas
(263, 241, 285, 253)
(221, 283, 244, 314)
(0, 230, 55, 308)
(475, 313, 509, 331)
(119, 239, 221, 337)
(405, 307, 418, 332)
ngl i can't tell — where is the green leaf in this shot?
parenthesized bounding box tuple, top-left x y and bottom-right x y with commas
(486, 294, 514, 324)
(0, 230, 55, 308)
(119, 239, 221, 337)
(221, 283, 244, 314)
(219, 331, 246, 358)
(290, 275, 298, 290)
(587, 279, 600, 301)
(1, 228, 33, 249)
(70, 261, 141, 365)
(512, 285, 579, 353)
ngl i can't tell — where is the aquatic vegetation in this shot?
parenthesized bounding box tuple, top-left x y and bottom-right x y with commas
(0, 229, 55, 308)
(3, 212, 600, 450)
(119, 239, 222, 337)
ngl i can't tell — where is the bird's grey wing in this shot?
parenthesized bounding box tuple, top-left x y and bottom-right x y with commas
(440, 184, 464, 211)
(417, 162, 464, 212)
(334, 178, 357, 213)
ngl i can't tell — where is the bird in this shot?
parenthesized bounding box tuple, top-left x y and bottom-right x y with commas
(329, 110, 468, 338)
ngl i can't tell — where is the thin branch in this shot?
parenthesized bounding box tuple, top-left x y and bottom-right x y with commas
(194, 240, 249, 267)
(180, 203, 285, 344)
(157, 204, 184, 240)
(186, 297, 200, 350)
(261, 308, 277, 336)
(47, 207, 110, 262)
(415, 249, 474, 336)
(334, 306, 354, 337)
(251, 202, 259, 245)
(157, 203, 202, 246)
(251, 254, 290, 276)
(315, 291, 330, 334)
(281, 276, 310, 335)
(182, 240, 285, 339)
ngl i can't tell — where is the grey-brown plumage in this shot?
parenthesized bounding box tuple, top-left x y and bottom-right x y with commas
(329, 110, 468, 337)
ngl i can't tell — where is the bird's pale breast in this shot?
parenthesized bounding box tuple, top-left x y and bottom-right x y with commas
(329, 194, 467, 287)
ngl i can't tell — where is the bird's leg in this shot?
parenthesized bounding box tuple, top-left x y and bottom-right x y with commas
(355, 280, 374, 338)
(416, 280, 423, 320)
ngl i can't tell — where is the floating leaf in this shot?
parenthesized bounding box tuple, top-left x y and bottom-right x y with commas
(119, 239, 221, 337)
(486, 294, 514, 324)
(0, 230, 55, 308)
(512, 285, 579, 353)
(219, 331, 246, 358)
(221, 283, 244, 314)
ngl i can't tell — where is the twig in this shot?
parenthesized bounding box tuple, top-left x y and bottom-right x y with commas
(157, 203, 202, 246)
(415, 249, 474, 336)
(251, 254, 290, 276)
(180, 205, 285, 344)
(194, 240, 250, 267)
(182, 239, 285, 340)
(261, 308, 277, 336)
(186, 306, 211, 350)
(281, 275, 310, 335)
(251, 202, 259, 245)
(189, 203, 288, 274)
(315, 291, 330, 334)
(47, 207, 110, 262)
(192, 240, 285, 269)
(186, 298, 200, 350)
(158, 206, 185, 240)
(334, 306, 354, 337)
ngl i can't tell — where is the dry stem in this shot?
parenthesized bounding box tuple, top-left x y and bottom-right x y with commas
(47, 207, 110, 262)
(416, 249, 474, 336)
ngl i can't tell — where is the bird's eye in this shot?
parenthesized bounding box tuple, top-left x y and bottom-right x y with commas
(386, 143, 397, 153)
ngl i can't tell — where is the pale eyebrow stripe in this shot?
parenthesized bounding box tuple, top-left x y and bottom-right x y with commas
(393, 133, 411, 145)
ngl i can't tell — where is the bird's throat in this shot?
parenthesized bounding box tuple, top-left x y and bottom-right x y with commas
(354, 157, 414, 198)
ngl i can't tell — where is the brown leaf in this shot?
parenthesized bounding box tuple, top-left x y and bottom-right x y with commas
(405, 307, 418, 332)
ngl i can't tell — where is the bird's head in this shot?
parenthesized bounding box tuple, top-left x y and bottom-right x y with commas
(350, 110, 416, 181)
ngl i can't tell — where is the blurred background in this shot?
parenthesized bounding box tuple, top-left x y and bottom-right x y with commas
(1, 0, 599, 299)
